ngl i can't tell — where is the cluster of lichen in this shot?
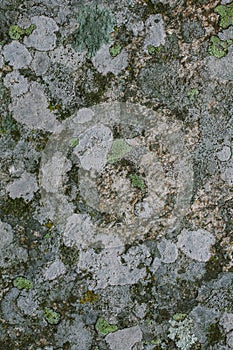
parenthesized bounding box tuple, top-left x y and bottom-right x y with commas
(13, 276, 33, 290)
(214, 3, 233, 29)
(168, 315, 198, 350)
(44, 307, 61, 325)
(95, 317, 118, 335)
(9, 24, 36, 40)
(72, 5, 115, 58)
(107, 139, 132, 164)
(208, 36, 232, 59)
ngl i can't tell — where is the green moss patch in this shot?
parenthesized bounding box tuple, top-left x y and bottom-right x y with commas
(208, 36, 232, 59)
(13, 277, 33, 290)
(95, 317, 118, 335)
(187, 88, 199, 101)
(44, 307, 61, 325)
(109, 42, 122, 57)
(129, 174, 145, 190)
(215, 3, 233, 29)
(9, 24, 36, 40)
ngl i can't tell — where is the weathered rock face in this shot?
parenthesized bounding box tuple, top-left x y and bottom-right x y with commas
(0, 0, 232, 349)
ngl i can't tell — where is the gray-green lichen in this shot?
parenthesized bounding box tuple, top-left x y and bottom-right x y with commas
(168, 317, 198, 349)
(107, 139, 132, 164)
(72, 5, 115, 58)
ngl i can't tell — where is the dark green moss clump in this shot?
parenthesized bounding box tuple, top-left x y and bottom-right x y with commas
(207, 322, 222, 345)
(72, 5, 115, 58)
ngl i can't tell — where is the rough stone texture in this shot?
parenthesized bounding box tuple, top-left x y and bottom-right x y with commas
(105, 325, 142, 350)
(9, 82, 60, 131)
(177, 229, 215, 262)
(92, 43, 128, 75)
(31, 51, 50, 76)
(17, 290, 39, 315)
(4, 70, 29, 97)
(0, 1, 233, 348)
(63, 213, 96, 249)
(24, 16, 58, 51)
(43, 259, 66, 281)
(221, 165, 233, 185)
(3, 41, 32, 69)
(143, 14, 166, 50)
(220, 313, 233, 333)
(77, 243, 150, 289)
(227, 331, 233, 348)
(217, 145, 232, 161)
(0, 54, 4, 69)
(218, 26, 233, 40)
(73, 124, 113, 171)
(54, 315, 92, 350)
(0, 221, 13, 248)
(49, 44, 85, 70)
(157, 238, 178, 263)
(6, 172, 38, 201)
(206, 46, 233, 81)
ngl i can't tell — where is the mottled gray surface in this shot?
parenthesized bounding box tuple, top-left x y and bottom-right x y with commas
(0, 0, 233, 349)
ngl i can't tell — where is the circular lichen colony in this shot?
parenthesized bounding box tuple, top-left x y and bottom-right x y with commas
(40, 103, 194, 246)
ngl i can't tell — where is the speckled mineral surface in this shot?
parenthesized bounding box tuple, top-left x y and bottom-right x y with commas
(0, 0, 233, 349)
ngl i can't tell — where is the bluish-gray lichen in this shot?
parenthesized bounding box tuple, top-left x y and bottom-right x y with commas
(72, 5, 115, 58)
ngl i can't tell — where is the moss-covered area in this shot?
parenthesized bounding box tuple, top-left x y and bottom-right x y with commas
(208, 36, 232, 58)
(79, 290, 99, 304)
(187, 89, 199, 101)
(129, 174, 145, 190)
(214, 3, 233, 29)
(72, 5, 115, 58)
(95, 317, 118, 335)
(207, 322, 223, 346)
(172, 313, 187, 321)
(8, 24, 36, 40)
(109, 42, 122, 57)
(0, 113, 20, 140)
(0, 197, 32, 221)
(69, 137, 79, 148)
(203, 244, 227, 282)
(43, 307, 61, 325)
(13, 276, 33, 290)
